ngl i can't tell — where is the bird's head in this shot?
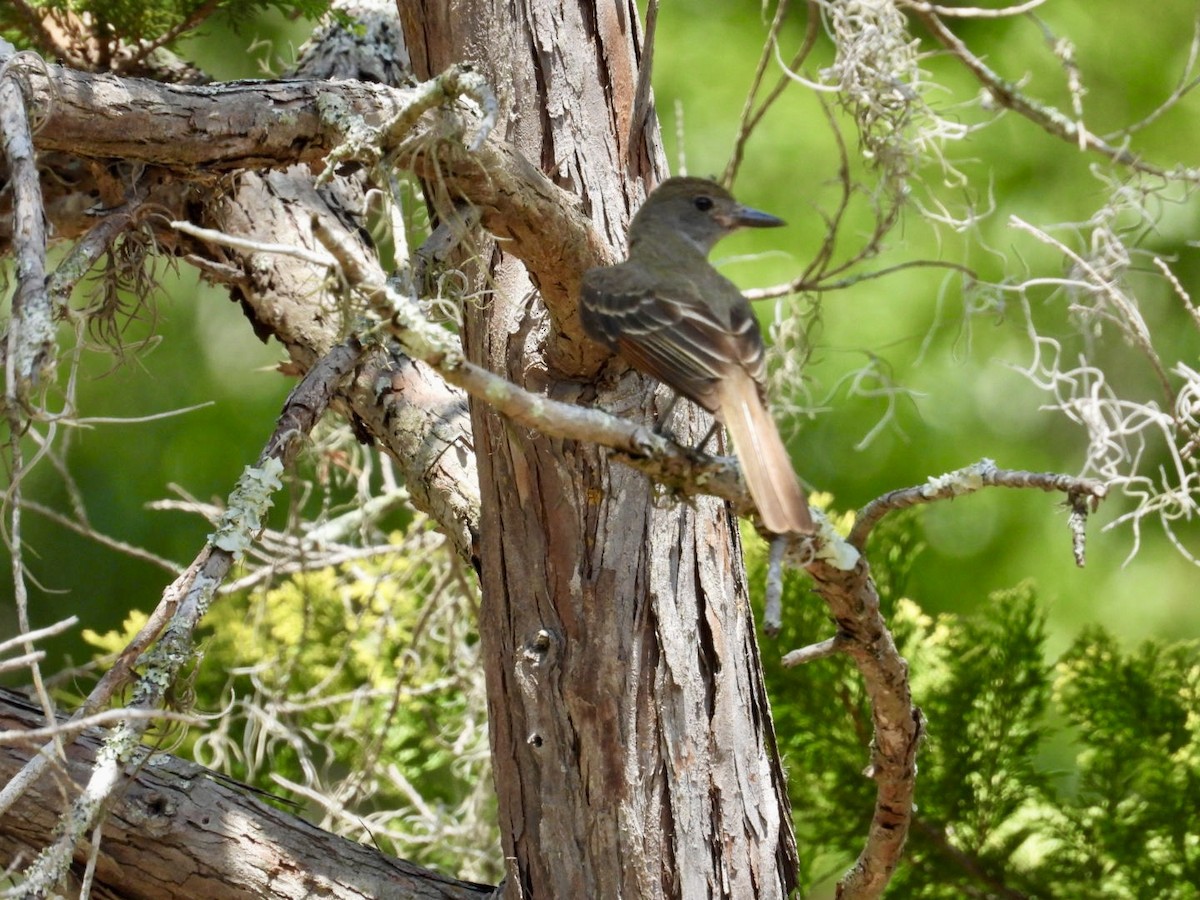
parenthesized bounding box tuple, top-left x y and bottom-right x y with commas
(627, 176, 785, 255)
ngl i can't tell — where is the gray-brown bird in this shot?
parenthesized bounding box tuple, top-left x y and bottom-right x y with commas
(580, 177, 813, 534)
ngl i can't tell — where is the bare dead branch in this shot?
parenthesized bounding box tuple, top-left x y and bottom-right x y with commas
(911, 0, 1046, 15)
(745, 258, 977, 302)
(125, 0, 224, 70)
(0, 617, 77, 660)
(804, 557, 923, 900)
(0, 706, 199, 743)
(24, 67, 416, 171)
(724, 0, 822, 187)
(904, 3, 1200, 181)
(0, 617, 78, 677)
(5, 340, 361, 894)
(17, 499, 182, 572)
(1104, 18, 1200, 141)
(781, 635, 844, 666)
(848, 458, 1108, 559)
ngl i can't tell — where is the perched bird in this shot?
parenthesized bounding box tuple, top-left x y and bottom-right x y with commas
(580, 177, 813, 534)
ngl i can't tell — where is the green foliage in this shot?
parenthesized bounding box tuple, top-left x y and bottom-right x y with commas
(888, 584, 1052, 899)
(1040, 632, 1200, 895)
(753, 514, 1200, 898)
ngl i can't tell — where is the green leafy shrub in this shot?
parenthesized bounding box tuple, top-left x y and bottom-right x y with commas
(756, 514, 1200, 898)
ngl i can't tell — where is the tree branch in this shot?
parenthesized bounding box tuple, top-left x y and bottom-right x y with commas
(804, 558, 923, 900)
(0, 688, 494, 900)
(0, 43, 55, 396)
(15, 53, 608, 377)
(848, 458, 1108, 563)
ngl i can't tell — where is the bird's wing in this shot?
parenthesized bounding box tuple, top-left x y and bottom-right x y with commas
(581, 265, 765, 414)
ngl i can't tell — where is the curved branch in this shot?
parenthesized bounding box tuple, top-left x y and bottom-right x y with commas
(848, 458, 1108, 560)
(803, 558, 922, 900)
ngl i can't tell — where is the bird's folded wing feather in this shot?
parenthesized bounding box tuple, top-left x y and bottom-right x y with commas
(581, 269, 765, 414)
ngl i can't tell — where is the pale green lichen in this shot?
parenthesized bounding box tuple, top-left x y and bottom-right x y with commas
(210, 458, 285, 558)
(923, 458, 995, 498)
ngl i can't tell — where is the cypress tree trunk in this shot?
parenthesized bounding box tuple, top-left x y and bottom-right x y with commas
(397, 3, 799, 896)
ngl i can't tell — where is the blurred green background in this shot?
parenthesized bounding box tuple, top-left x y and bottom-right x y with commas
(648, 0, 1200, 651)
(3, 1, 1198, 697)
(2, 2, 1198, 895)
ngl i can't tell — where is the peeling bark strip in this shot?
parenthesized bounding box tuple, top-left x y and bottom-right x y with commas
(398, 1, 799, 897)
(0, 47, 54, 393)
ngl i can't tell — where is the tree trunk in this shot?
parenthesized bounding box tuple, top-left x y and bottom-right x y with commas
(397, 3, 799, 897)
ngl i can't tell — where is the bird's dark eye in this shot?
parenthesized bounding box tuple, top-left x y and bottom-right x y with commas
(693, 196, 714, 211)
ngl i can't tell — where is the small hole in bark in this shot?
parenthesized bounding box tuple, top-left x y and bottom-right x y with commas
(527, 733, 543, 747)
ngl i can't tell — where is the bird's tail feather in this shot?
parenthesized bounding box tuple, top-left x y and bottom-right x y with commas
(717, 373, 813, 534)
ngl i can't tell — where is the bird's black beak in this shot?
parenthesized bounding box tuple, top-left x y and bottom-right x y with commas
(722, 204, 786, 229)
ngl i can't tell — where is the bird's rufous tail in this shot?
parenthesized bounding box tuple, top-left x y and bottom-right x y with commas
(716, 372, 813, 535)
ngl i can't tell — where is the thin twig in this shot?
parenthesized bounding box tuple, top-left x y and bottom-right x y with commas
(0, 706, 200, 744)
(19, 499, 183, 573)
(781, 635, 842, 666)
(724, 0, 822, 187)
(128, 0, 223, 68)
(910, 0, 1046, 16)
(0, 616, 78, 658)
